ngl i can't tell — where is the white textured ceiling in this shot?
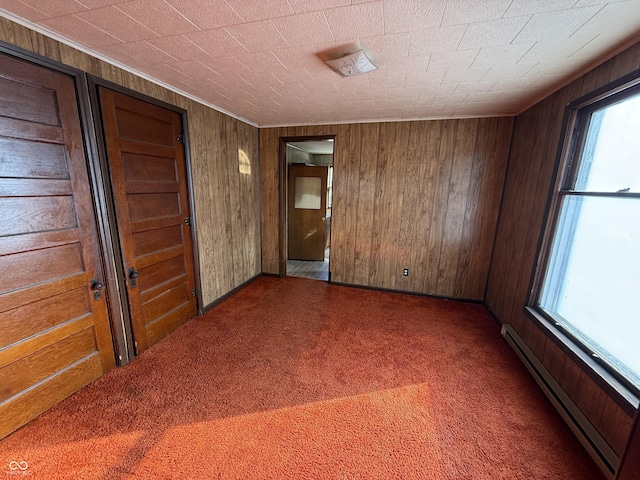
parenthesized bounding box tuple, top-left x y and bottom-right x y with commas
(1, 0, 640, 127)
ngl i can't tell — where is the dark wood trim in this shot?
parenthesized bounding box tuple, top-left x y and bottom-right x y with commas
(0, 39, 80, 77)
(329, 280, 485, 305)
(525, 103, 579, 308)
(486, 299, 638, 417)
(178, 110, 204, 314)
(569, 67, 640, 111)
(278, 137, 287, 278)
(524, 306, 639, 416)
(561, 73, 640, 194)
(0, 41, 129, 366)
(200, 273, 262, 313)
(278, 135, 336, 278)
(561, 191, 640, 198)
(522, 68, 640, 416)
(86, 74, 187, 116)
(87, 75, 203, 331)
(85, 76, 136, 365)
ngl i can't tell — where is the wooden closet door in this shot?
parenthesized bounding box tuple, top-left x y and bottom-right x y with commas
(98, 88, 197, 354)
(0, 53, 115, 439)
(288, 164, 328, 261)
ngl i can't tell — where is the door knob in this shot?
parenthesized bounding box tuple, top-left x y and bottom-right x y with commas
(128, 267, 139, 288)
(91, 278, 104, 300)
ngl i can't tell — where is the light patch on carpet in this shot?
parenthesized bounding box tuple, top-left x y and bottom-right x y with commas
(130, 384, 445, 479)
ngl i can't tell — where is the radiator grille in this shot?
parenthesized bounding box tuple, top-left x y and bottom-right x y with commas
(501, 324, 617, 479)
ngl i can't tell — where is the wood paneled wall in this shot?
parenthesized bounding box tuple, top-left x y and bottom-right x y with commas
(261, 117, 513, 300)
(486, 40, 640, 460)
(0, 18, 261, 307)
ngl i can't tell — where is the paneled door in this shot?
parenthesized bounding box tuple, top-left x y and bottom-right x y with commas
(98, 88, 197, 354)
(0, 53, 115, 439)
(288, 164, 328, 261)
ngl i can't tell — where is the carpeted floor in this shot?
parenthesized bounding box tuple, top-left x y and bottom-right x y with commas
(0, 276, 603, 479)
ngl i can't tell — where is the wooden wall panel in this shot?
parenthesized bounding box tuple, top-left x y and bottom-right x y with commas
(0, 18, 261, 307)
(259, 128, 281, 274)
(616, 410, 640, 480)
(353, 123, 380, 286)
(260, 117, 513, 300)
(486, 40, 640, 460)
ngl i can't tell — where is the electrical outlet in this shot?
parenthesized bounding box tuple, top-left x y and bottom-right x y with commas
(403, 268, 409, 276)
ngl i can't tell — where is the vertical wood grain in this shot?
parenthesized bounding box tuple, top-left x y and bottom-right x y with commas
(353, 123, 380, 286)
(259, 128, 281, 274)
(0, 17, 262, 307)
(29, 31, 61, 62)
(423, 119, 457, 293)
(486, 39, 640, 459)
(0, 18, 33, 51)
(414, 121, 442, 294)
(335, 123, 359, 284)
(436, 118, 478, 296)
(330, 123, 352, 282)
(238, 120, 261, 277)
(259, 117, 511, 300)
(397, 122, 424, 292)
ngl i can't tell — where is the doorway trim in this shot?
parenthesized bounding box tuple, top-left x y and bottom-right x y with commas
(86, 75, 202, 365)
(278, 135, 335, 278)
(0, 41, 132, 364)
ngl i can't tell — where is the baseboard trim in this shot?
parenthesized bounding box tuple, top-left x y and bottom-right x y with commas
(328, 280, 484, 304)
(199, 273, 262, 314)
(260, 272, 282, 278)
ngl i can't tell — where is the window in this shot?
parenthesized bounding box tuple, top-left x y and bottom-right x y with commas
(535, 80, 640, 394)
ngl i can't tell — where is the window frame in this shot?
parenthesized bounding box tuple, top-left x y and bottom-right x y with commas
(527, 68, 640, 412)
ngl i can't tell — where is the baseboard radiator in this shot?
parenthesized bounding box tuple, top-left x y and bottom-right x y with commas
(501, 324, 618, 479)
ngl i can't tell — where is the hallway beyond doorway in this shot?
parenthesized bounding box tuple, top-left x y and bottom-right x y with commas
(287, 248, 329, 281)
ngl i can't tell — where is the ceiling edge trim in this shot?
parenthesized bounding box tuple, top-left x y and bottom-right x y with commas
(516, 32, 640, 117)
(0, 9, 259, 128)
(260, 112, 517, 129)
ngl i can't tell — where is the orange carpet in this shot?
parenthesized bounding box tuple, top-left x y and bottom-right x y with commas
(0, 276, 603, 479)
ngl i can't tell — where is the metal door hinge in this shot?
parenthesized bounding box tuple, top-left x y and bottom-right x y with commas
(191, 289, 197, 297)
(184, 216, 191, 226)
(177, 133, 184, 144)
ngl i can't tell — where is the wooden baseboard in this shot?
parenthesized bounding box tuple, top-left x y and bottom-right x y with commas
(199, 273, 262, 313)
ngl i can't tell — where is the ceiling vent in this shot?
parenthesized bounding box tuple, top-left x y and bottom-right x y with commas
(324, 50, 377, 77)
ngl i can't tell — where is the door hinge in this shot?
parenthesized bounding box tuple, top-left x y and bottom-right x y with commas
(177, 133, 184, 144)
(184, 216, 191, 226)
(191, 289, 197, 297)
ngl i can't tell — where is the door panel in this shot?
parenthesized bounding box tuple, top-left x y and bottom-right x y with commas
(98, 88, 196, 354)
(0, 53, 115, 439)
(288, 164, 328, 261)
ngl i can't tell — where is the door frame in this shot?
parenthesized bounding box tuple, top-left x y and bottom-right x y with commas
(0, 41, 128, 361)
(278, 135, 335, 278)
(86, 75, 202, 365)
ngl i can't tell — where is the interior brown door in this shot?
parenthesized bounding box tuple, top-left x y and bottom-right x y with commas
(288, 164, 328, 261)
(0, 53, 115, 439)
(98, 88, 196, 354)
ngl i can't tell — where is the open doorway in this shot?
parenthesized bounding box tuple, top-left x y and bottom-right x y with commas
(283, 137, 334, 281)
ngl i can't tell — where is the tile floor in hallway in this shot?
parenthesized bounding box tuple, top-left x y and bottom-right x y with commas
(287, 248, 329, 281)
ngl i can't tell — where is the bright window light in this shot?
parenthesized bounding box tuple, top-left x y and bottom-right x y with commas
(539, 89, 640, 391)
